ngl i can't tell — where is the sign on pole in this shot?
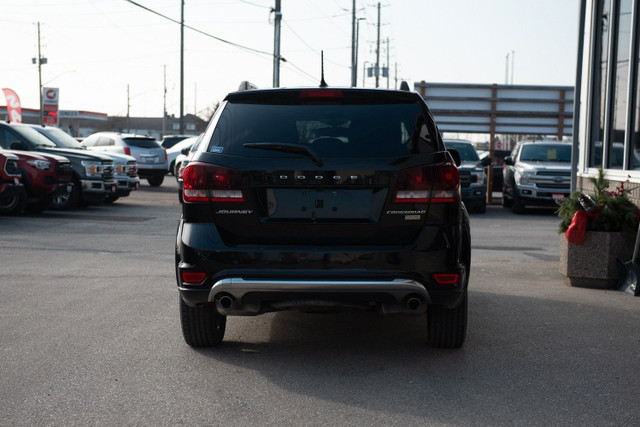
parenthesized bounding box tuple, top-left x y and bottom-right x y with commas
(42, 87, 59, 126)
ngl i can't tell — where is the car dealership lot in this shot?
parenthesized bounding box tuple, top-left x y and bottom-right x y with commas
(1, 180, 639, 425)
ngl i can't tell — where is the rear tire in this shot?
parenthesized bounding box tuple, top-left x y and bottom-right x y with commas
(180, 297, 226, 347)
(147, 176, 164, 187)
(427, 209, 469, 349)
(427, 291, 468, 348)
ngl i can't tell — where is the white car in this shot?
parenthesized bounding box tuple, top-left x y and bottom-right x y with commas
(81, 132, 168, 186)
(167, 135, 199, 175)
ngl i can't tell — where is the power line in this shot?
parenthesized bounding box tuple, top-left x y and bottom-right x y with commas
(123, 0, 319, 84)
(282, 19, 350, 69)
(123, 0, 271, 56)
(282, 60, 318, 83)
(238, 0, 272, 9)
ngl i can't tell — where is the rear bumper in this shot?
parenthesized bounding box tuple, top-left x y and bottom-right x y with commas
(176, 221, 468, 313)
(137, 166, 168, 178)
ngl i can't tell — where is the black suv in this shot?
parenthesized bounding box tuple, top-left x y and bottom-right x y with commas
(175, 88, 471, 348)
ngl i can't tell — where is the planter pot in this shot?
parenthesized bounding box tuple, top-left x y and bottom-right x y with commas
(559, 231, 634, 289)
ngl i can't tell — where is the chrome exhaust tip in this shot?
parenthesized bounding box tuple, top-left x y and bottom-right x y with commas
(218, 295, 235, 310)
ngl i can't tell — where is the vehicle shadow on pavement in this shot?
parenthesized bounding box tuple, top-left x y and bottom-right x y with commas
(188, 290, 640, 425)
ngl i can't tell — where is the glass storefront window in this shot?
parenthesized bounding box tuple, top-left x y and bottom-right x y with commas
(590, 0, 611, 167)
(632, 9, 640, 169)
(608, 0, 632, 169)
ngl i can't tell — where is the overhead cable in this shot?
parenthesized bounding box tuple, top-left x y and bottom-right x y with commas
(123, 0, 271, 56)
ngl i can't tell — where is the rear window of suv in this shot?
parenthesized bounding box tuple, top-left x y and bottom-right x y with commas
(123, 137, 160, 148)
(207, 102, 437, 158)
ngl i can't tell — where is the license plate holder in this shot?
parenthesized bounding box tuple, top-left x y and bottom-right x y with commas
(267, 189, 374, 220)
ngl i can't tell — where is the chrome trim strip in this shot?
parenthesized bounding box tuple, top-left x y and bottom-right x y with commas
(208, 278, 430, 303)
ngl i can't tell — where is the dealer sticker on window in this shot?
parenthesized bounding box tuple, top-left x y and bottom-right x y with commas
(210, 146, 223, 153)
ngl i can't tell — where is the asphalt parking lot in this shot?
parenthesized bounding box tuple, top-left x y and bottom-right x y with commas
(1, 179, 639, 426)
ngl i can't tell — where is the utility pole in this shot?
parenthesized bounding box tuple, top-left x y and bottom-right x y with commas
(505, 52, 509, 84)
(375, 2, 381, 88)
(179, 0, 185, 134)
(350, 0, 356, 86)
(163, 65, 166, 138)
(386, 37, 390, 89)
(363, 61, 369, 87)
(34, 22, 47, 125)
(126, 84, 130, 133)
(355, 17, 365, 87)
(511, 50, 515, 84)
(394, 62, 397, 89)
(273, 0, 282, 87)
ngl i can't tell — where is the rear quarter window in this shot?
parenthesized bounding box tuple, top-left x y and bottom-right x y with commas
(207, 102, 437, 158)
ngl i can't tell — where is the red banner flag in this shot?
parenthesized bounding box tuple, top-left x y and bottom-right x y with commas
(2, 88, 22, 123)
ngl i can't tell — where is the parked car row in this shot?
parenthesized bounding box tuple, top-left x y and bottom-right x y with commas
(0, 122, 141, 213)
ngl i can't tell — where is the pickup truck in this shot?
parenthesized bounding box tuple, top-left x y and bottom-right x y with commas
(0, 122, 116, 209)
(1, 148, 73, 212)
(30, 125, 139, 203)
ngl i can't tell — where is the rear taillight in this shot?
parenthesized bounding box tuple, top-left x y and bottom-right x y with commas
(182, 162, 245, 203)
(164, 148, 168, 161)
(433, 273, 459, 285)
(181, 271, 206, 284)
(123, 147, 131, 156)
(394, 163, 460, 203)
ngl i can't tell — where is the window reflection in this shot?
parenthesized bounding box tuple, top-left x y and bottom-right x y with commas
(590, 0, 611, 168)
(608, 0, 632, 169)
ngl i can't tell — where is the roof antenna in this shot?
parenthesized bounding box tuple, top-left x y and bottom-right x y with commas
(320, 51, 328, 87)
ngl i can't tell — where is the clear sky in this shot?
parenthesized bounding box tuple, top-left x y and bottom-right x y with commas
(1, 0, 580, 118)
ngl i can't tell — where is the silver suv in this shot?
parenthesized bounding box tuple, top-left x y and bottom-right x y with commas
(81, 132, 168, 186)
(502, 141, 572, 213)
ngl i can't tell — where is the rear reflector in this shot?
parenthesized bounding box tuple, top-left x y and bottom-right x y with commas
(433, 274, 459, 285)
(181, 271, 206, 283)
(182, 162, 245, 203)
(394, 162, 460, 203)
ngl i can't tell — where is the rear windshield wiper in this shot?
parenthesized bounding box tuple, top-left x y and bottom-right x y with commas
(243, 142, 323, 167)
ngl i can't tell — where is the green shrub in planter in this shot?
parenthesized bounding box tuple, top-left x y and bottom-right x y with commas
(557, 168, 639, 288)
(557, 168, 639, 236)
